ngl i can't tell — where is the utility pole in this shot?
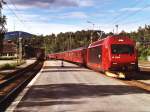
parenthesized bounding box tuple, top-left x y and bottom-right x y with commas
(69, 32, 72, 50)
(87, 21, 95, 43)
(115, 25, 119, 35)
(113, 29, 114, 34)
(13, 19, 15, 31)
(44, 38, 46, 60)
(18, 32, 22, 63)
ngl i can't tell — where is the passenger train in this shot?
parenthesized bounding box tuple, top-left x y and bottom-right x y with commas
(48, 35, 138, 78)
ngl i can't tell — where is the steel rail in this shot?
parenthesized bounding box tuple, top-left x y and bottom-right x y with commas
(0, 60, 43, 111)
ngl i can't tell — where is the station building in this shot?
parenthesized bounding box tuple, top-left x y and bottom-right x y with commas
(0, 40, 17, 59)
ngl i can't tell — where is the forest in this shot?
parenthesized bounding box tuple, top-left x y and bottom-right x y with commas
(23, 25, 150, 61)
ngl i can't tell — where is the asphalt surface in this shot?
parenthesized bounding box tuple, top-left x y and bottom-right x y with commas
(7, 60, 150, 112)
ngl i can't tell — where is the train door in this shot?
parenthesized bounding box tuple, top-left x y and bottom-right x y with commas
(82, 49, 87, 65)
(88, 45, 102, 70)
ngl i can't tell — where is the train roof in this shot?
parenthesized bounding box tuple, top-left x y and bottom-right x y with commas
(49, 47, 87, 55)
(89, 35, 134, 48)
(61, 47, 87, 53)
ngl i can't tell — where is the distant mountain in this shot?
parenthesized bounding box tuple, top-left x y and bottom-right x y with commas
(5, 31, 33, 40)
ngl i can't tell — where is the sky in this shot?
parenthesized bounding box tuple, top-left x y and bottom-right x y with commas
(2, 0, 150, 35)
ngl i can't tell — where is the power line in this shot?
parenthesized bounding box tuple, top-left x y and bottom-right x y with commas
(8, 0, 18, 10)
(5, 0, 32, 31)
(119, 4, 150, 25)
(112, 2, 142, 24)
(106, 1, 150, 32)
(109, 1, 149, 25)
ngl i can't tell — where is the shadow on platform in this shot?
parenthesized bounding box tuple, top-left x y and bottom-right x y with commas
(42, 69, 92, 73)
(16, 83, 148, 108)
(43, 66, 83, 69)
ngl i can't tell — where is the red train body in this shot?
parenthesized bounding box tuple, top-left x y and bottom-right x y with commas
(48, 35, 138, 72)
(48, 48, 87, 65)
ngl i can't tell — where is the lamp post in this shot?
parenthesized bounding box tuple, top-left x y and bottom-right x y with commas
(87, 21, 95, 43)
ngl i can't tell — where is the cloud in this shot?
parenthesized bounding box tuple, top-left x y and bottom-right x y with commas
(120, 6, 150, 12)
(7, 0, 93, 9)
(120, 7, 142, 12)
(24, 23, 83, 35)
(5, 13, 84, 35)
(29, 23, 83, 35)
(60, 12, 88, 19)
(78, 0, 94, 7)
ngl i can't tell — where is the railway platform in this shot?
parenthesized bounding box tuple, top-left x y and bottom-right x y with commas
(6, 60, 150, 112)
(139, 61, 150, 71)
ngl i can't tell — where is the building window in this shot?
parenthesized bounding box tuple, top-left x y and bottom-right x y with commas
(9, 53, 14, 56)
(2, 53, 7, 56)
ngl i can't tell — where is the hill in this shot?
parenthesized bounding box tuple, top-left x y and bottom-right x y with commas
(5, 31, 33, 40)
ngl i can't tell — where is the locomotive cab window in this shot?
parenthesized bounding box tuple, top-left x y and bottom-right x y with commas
(89, 46, 102, 64)
(111, 44, 134, 54)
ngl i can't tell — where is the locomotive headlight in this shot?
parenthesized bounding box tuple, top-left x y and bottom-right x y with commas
(118, 39, 124, 42)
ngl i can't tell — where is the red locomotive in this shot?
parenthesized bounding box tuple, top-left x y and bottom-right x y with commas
(48, 35, 138, 78)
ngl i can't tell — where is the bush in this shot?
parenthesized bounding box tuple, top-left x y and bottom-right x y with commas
(0, 63, 16, 70)
(138, 45, 150, 61)
(0, 60, 26, 70)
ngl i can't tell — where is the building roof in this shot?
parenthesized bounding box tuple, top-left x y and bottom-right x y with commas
(2, 40, 17, 53)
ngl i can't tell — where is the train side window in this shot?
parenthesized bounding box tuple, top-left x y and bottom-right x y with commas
(89, 46, 102, 64)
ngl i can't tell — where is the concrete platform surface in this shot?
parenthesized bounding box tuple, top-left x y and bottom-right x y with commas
(7, 60, 150, 112)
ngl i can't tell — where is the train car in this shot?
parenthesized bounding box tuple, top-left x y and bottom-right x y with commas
(48, 47, 87, 66)
(62, 47, 87, 65)
(48, 35, 138, 78)
(87, 35, 138, 78)
(36, 48, 45, 61)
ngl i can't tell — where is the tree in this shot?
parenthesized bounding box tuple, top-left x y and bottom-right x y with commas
(0, 0, 7, 54)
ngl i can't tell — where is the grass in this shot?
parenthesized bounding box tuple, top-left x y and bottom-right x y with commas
(0, 63, 17, 70)
(0, 60, 26, 70)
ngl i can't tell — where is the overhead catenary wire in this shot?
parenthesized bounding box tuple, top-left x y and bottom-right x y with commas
(119, 4, 150, 26)
(5, 0, 32, 31)
(110, 0, 142, 24)
(107, 0, 149, 32)
(90, 0, 143, 33)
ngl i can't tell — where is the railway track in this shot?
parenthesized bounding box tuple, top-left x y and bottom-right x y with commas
(123, 79, 150, 92)
(105, 71, 150, 92)
(0, 60, 43, 111)
(122, 71, 150, 92)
